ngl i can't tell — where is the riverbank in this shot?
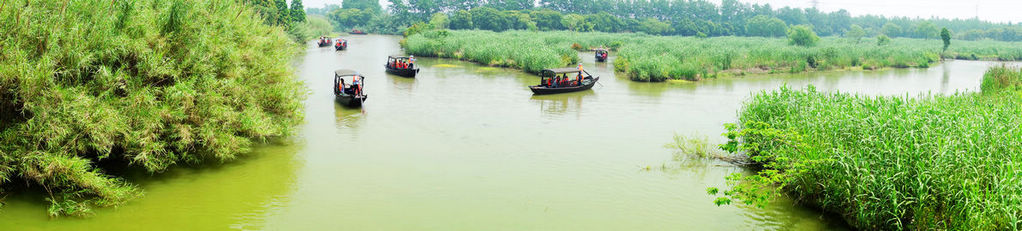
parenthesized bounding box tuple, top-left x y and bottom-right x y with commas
(712, 66, 1022, 229)
(402, 30, 1022, 81)
(0, 0, 305, 216)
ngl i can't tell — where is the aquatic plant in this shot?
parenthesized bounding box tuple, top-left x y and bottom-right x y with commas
(712, 78, 1022, 229)
(0, 0, 305, 216)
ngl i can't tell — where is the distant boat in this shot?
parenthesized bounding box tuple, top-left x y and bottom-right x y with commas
(529, 67, 599, 95)
(335, 38, 347, 50)
(317, 37, 331, 47)
(595, 48, 609, 62)
(334, 69, 367, 107)
(350, 29, 367, 35)
(385, 56, 419, 78)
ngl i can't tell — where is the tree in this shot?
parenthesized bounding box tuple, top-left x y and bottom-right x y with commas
(470, 7, 507, 31)
(915, 21, 939, 39)
(530, 9, 564, 31)
(561, 14, 587, 32)
(429, 13, 449, 29)
(449, 10, 473, 30)
(881, 22, 902, 37)
(746, 15, 787, 37)
(941, 27, 952, 51)
(290, 0, 306, 23)
(787, 25, 819, 47)
(877, 34, 891, 46)
(343, 0, 380, 12)
(638, 17, 673, 35)
(274, 0, 289, 25)
(845, 24, 866, 44)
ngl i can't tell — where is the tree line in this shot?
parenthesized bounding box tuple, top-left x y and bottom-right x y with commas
(308, 0, 1022, 41)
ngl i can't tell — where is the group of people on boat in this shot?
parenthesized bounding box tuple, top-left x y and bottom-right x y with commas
(338, 74, 362, 96)
(388, 56, 415, 69)
(546, 72, 584, 88)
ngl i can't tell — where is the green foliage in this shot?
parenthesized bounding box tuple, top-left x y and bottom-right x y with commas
(429, 13, 450, 29)
(787, 25, 819, 47)
(981, 66, 1022, 93)
(561, 14, 589, 32)
(746, 15, 788, 37)
(941, 27, 952, 51)
(290, 0, 306, 23)
(881, 22, 902, 37)
(876, 34, 891, 46)
(1, 0, 305, 216)
(449, 10, 474, 30)
(470, 7, 508, 32)
(716, 84, 1022, 230)
(845, 24, 866, 44)
(403, 30, 618, 73)
(342, 0, 381, 12)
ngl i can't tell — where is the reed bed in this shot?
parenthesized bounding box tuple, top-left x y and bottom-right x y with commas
(0, 0, 305, 216)
(402, 30, 638, 73)
(715, 67, 1022, 229)
(404, 30, 1022, 81)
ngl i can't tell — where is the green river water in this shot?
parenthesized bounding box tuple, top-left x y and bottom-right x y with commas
(0, 35, 1006, 230)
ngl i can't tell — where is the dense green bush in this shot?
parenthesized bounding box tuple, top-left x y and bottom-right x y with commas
(402, 30, 622, 73)
(0, 0, 305, 216)
(714, 80, 1022, 229)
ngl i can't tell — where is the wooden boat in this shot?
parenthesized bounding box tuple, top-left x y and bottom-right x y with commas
(333, 69, 367, 107)
(385, 56, 419, 78)
(530, 67, 599, 95)
(334, 39, 348, 50)
(595, 49, 609, 62)
(350, 29, 367, 35)
(317, 37, 332, 47)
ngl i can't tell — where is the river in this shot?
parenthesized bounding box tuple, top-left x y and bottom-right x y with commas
(0, 35, 1007, 230)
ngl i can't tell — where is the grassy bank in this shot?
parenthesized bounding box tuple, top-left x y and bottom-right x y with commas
(0, 0, 305, 216)
(402, 30, 631, 73)
(402, 30, 1022, 81)
(617, 37, 1022, 81)
(711, 67, 1022, 229)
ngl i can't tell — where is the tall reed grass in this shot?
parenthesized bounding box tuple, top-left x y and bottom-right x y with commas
(404, 30, 1022, 81)
(0, 0, 305, 216)
(402, 30, 635, 73)
(714, 68, 1022, 229)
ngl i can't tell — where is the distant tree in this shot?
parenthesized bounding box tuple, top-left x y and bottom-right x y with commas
(470, 7, 508, 31)
(881, 22, 902, 37)
(429, 13, 449, 29)
(915, 21, 939, 39)
(290, 0, 306, 23)
(941, 27, 952, 51)
(845, 24, 866, 44)
(877, 34, 891, 46)
(787, 25, 819, 47)
(449, 10, 473, 30)
(561, 14, 587, 32)
(530, 9, 564, 31)
(329, 8, 373, 29)
(274, 0, 289, 25)
(343, 0, 381, 12)
(745, 15, 787, 37)
(638, 17, 673, 35)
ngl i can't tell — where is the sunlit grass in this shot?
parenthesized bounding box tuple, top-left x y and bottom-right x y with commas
(0, 0, 305, 216)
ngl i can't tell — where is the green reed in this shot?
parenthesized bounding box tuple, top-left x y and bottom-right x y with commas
(713, 68, 1022, 229)
(0, 0, 305, 216)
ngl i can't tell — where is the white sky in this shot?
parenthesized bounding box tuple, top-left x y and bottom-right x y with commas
(300, 0, 1022, 24)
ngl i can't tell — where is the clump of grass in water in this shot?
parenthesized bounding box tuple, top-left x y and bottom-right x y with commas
(0, 0, 305, 216)
(709, 79, 1022, 230)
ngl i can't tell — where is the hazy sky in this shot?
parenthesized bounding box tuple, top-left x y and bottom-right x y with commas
(301, 0, 1022, 24)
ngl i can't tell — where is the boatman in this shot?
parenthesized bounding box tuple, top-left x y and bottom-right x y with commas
(409, 55, 416, 69)
(577, 64, 584, 86)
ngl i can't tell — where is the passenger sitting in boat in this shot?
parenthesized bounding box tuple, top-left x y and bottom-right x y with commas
(339, 79, 346, 93)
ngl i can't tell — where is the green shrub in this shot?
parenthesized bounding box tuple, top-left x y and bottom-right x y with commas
(0, 0, 305, 216)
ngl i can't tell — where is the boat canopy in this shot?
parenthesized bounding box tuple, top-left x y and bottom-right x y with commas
(335, 69, 360, 77)
(542, 67, 582, 75)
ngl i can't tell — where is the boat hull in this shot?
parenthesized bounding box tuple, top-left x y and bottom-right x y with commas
(385, 66, 419, 78)
(335, 44, 347, 50)
(335, 94, 366, 107)
(530, 77, 599, 95)
(596, 55, 607, 62)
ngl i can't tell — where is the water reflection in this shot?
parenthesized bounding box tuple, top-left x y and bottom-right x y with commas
(529, 90, 595, 118)
(333, 103, 365, 129)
